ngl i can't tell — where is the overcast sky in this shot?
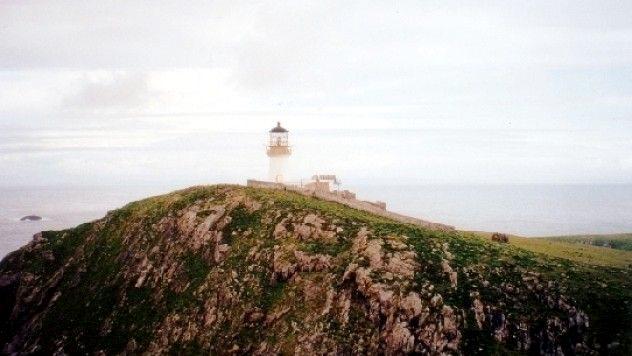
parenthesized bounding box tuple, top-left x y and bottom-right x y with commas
(1, 0, 631, 186)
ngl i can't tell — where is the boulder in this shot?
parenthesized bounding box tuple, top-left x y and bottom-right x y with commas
(491, 232, 509, 243)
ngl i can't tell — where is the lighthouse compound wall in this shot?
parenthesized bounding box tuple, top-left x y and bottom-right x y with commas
(246, 179, 454, 232)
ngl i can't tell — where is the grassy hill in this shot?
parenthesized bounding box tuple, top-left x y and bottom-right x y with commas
(539, 234, 632, 252)
(1, 185, 630, 354)
(469, 231, 632, 269)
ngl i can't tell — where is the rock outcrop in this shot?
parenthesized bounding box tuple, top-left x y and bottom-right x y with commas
(0, 185, 630, 354)
(491, 232, 509, 243)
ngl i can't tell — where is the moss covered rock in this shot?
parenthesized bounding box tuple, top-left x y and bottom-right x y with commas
(1, 185, 630, 354)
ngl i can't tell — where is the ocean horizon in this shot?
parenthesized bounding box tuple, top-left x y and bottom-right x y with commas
(2, 183, 631, 259)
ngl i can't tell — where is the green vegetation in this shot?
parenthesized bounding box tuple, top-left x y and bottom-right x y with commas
(261, 280, 287, 310)
(183, 252, 211, 285)
(1, 185, 631, 354)
(541, 233, 632, 251)
(468, 231, 632, 268)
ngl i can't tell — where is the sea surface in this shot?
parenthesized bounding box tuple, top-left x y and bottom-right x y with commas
(2, 184, 632, 259)
(0, 185, 173, 260)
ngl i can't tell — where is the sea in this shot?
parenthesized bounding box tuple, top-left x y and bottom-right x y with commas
(1, 184, 632, 259)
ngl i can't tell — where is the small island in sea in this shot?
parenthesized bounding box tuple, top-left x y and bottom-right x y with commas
(19, 215, 42, 222)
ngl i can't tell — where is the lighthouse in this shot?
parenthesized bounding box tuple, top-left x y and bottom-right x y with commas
(267, 122, 291, 183)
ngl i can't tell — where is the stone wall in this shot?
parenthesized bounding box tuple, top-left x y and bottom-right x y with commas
(246, 179, 286, 189)
(246, 179, 454, 232)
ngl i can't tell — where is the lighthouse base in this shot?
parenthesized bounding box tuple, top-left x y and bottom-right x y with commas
(268, 155, 289, 183)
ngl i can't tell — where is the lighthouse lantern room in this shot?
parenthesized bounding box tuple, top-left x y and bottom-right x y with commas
(266, 122, 291, 183)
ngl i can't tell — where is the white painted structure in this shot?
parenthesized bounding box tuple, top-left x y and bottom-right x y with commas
(311, 174, 341, 191)
(266, 122, 291, 183)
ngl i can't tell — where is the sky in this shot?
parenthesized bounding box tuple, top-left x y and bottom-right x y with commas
(1, 0, 632, 187)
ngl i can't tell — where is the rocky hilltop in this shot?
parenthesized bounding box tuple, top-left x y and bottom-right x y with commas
(1, 185, 630, 354)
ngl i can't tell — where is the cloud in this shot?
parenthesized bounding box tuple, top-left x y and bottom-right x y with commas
(0, 1, 632, 185)
(0, 1, 227, 69)
(62, 72, 153, 112)
(3, 1, 632, 72)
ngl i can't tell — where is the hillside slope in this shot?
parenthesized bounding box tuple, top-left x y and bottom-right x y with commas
(541, 234, 632, 252)
(468, 231, 632, 268)
(1, 185, 630, 354)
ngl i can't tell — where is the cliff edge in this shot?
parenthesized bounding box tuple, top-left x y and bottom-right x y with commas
(1, 185, 630, 354)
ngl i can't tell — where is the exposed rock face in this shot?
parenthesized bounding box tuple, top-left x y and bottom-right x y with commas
(0, 185, 628, 354)
(491, 232, 509, 243)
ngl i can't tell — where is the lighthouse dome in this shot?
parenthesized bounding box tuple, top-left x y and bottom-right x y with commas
(270, 122, 288, 133)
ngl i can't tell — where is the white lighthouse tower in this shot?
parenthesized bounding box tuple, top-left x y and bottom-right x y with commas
(267, 122, 291, 183)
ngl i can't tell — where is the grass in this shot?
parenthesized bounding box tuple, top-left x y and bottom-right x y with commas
(467, 231, 632, 268)
(539, 233, 632, 251)
(455, 231, 632, 352)
(4, 185, 631, 354)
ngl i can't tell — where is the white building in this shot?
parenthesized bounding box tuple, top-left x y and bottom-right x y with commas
(266, 122, 291, 183)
